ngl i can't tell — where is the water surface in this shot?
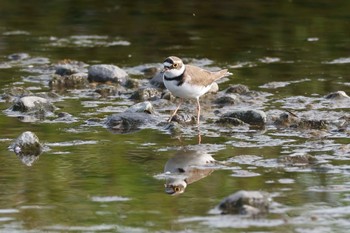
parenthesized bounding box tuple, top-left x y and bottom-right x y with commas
(0, 1, 349, 232)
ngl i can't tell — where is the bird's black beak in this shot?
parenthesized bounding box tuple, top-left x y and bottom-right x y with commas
(161, 66, 169, 73)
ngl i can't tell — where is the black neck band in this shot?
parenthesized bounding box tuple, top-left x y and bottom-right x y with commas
(164, 70, 185, 86)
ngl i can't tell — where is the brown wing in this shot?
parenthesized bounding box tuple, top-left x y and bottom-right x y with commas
(184, 65, 230, 86)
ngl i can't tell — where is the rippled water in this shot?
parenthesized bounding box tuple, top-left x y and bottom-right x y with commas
(0, 1, 350, 232)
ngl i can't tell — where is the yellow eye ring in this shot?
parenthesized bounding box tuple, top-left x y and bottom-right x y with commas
(173, 63, 178, 68)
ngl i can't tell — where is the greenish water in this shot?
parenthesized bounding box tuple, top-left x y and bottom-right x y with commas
(0, 1, 350, 232)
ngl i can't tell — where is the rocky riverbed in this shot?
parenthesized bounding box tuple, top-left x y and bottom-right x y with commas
(1, 53, 350, 232)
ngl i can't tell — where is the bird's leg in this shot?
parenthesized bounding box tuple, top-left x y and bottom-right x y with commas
(196, 97, 201, 125)
(168, 99, 183, 122)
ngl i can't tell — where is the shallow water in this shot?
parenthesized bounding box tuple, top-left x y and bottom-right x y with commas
(0, 1, 350, 232)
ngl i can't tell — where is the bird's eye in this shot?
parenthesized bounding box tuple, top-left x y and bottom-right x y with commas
(174, 186, 180, 192)
(173, 63, 179, 68)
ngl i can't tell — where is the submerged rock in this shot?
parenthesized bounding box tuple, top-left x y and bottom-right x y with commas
(222, 109, 267, 126)
(225, 84, 250, 94)
(11, 96, 55, 113)
(10, 131, 43, 166)
(105, 112, 158, 133)
(217, 190, 271, 215)
(278, 152, 317, 166)
(8, 53, 30, 61)
(88, 64, 128, 84)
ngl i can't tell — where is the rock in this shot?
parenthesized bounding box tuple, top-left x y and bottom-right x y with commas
(8, 53, 30, 60)
(123, 78, 140, 89)
(217, 190, 271, 215)
(142, 67, 159, 77)
(216, 116, 246, 126)
(49, 73, 89, 89)
(150, 72, 164, 88)
(105, 112, 158, 133)
(161, 90, 176, 101)
(10, 131, 43, 166)
(325, 91, 350, 100)
(55, 63, 86, 76)
(125, 101, 155, 114)
(225, 84, 250, 94)
(88, 64, 128, 84)
(295, 120, 328, 130)
(222, 109, 267, 126)
(11, 96, 55, 113)
(95, 84, 124, 97)
(273, 112, 328, 130)
(278, 153, 317, 166)
(273, 112, 299, 127)
(130, 87, 162, 101)
(1, 87, 32, 102)
(53, 112, 77, 123)
(214, 94, 239, 106)
(170, 113, 196, 124)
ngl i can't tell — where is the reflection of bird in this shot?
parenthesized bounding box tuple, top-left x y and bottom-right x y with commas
(164, 149, 216, 195)
(162, 56, 232, 124)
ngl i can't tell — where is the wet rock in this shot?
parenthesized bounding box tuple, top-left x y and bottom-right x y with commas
(95, 84, 124, 97)
(213, 94, 239, 106)
(217, 190, 271, 215)
(215, 116, 246, 126)
(49, 73, 89, 89)
(123, 78, 140, 89)
(222, 109, 267, 126)
(164, 122, 182, 135)
(273, 112, 300, 127)
(161, 90, 176, 101)
(10, 131, 43, 166)
(170, 113, 196, 124)
(125, 101, 155, 114)
(325, 91, 350, 100)
(88, 64, 128, 84)
(105, 112, 158, 133)
(53, 112, 77, 122)
(225, 84, 250, 94)
(150, 72, 164, 88)
(295, 119, 328, 130)
(278, 152, 317, 166)
(8, 53, 30, 60)
(11, 96, 55, 113)
(130, 87, 162, 101)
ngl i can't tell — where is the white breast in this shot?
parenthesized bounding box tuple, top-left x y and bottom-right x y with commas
(163, 78, 213, 99)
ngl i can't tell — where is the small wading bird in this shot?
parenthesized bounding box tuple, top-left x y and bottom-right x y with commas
(162, 56, 232, 125)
